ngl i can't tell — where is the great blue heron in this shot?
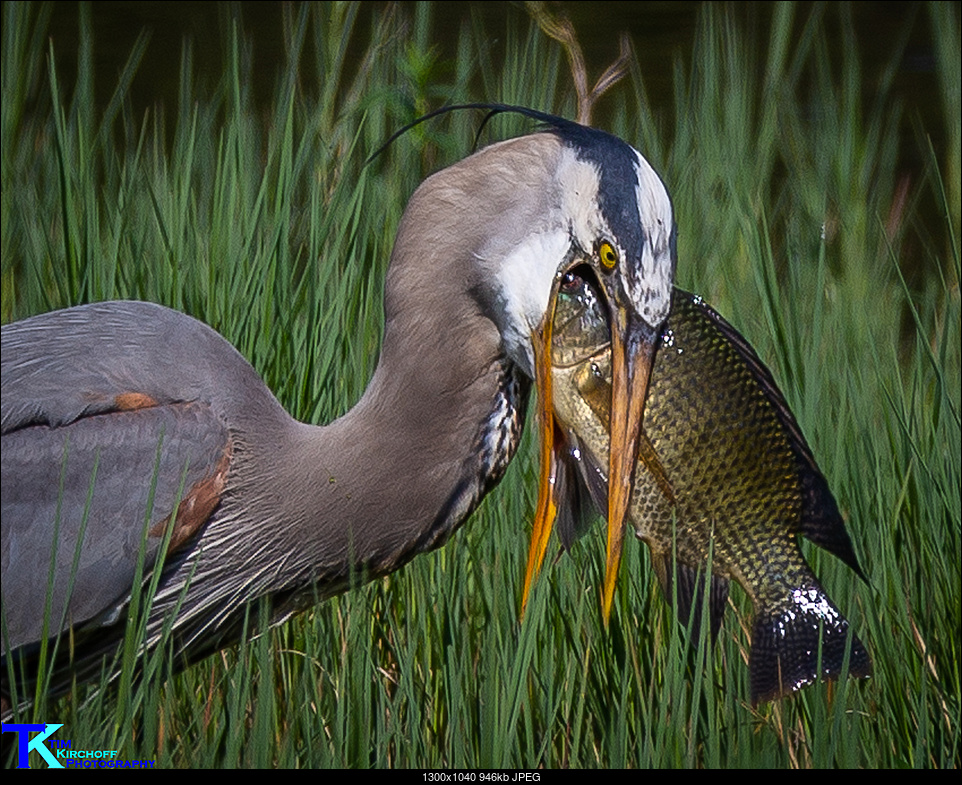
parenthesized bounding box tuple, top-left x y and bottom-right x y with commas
(1, 110, 675, 708)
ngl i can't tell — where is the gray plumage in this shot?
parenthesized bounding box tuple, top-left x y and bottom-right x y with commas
(1, 122, 676, 705)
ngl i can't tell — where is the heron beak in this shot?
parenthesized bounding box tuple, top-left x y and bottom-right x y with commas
(520, 274, 670, 625)
(521, 287, 561, 619)
(601, 309, 659, 625)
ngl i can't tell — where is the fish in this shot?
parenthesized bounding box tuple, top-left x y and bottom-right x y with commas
(549, 268, 872, 704)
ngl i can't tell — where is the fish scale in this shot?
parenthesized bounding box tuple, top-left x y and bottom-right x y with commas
(550, 272, 871, 704)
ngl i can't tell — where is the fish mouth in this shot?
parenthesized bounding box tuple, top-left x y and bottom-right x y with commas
(521, 264, 668, 624)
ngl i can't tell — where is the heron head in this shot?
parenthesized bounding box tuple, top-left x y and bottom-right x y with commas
(391, 112, 675, 621)
(454, 117, 675, 622)
(506, 121, 675, 623)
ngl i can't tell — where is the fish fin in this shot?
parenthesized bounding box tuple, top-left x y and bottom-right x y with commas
(797, 486, 868, 581)
(554, 432, 604, 550)
(793, 468, 867, 580)
(676, 562, 730, 644)
(651, 552, 729, 644)
(679, 288, 868, 581)
(750, 582, 872, 705)
(572, 434, 609, 519)
(557, 430, 609, 550)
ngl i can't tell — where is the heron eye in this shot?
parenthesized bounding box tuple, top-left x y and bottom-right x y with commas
(598, 241, 618, 271)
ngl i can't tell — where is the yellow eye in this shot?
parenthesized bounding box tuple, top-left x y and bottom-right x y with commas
(598, 241, 618, 270)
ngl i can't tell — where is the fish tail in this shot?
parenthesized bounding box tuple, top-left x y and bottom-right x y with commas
(750, 582, 872, 705)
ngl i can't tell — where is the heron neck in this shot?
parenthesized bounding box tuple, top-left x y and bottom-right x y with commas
(284, 305, 528, 589)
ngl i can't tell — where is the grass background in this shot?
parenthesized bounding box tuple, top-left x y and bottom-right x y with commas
(2, 0, 959, 768)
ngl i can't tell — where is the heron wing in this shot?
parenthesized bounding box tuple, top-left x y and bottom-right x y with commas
(1, 400, 230, 653)
(1, 302, 239, 653)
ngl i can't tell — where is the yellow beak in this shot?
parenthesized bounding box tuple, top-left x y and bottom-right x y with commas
(600, 313, 658, 623)
(520, 294, 560, 619)
(521, 282, 667, 624)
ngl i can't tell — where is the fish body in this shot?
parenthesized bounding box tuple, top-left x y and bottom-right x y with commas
(550, 271, 871, 704)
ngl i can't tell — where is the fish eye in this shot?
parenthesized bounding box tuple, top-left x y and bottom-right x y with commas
(559, 265, 602, 305)
(598, 240, 618, 271)
(561, 270, 582, 292)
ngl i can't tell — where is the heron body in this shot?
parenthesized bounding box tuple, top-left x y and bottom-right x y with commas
(1, 121, 676, 704)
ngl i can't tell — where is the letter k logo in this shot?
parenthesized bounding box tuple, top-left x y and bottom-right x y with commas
(1, 723, 65, 768)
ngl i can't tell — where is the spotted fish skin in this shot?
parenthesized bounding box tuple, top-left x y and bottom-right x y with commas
(550, 271, 871, 704)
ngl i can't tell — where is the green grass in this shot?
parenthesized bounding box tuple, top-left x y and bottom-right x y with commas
(3, 0, 959, 768)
